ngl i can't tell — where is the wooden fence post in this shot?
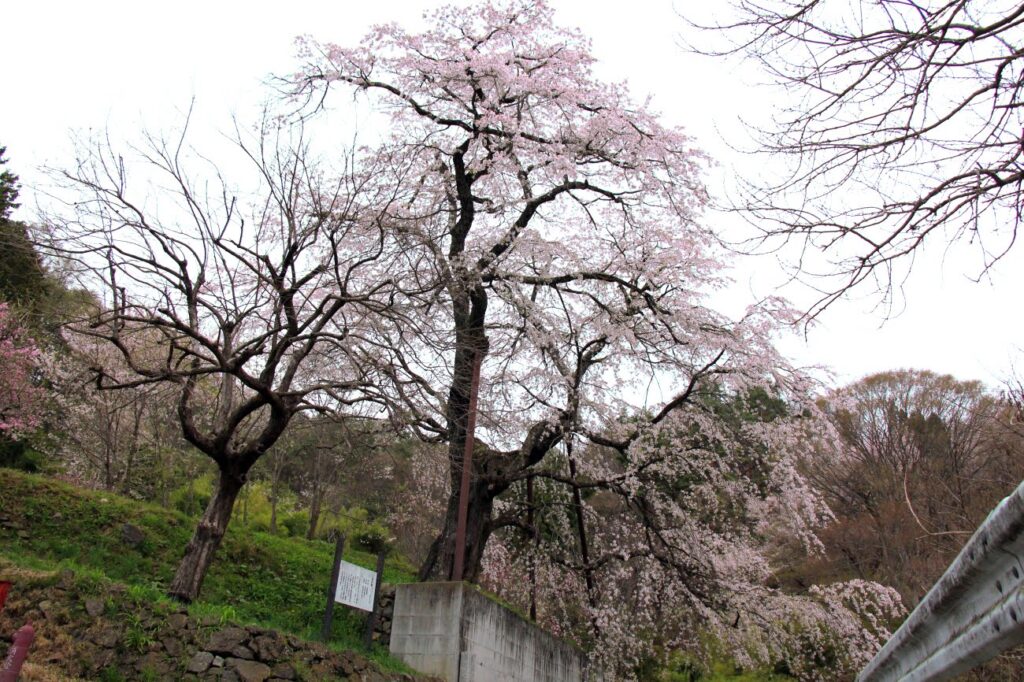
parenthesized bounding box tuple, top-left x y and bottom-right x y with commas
(320, 534, 346, 641)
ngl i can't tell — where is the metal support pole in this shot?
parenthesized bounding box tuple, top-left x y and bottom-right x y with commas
(453, 349, 483, 582)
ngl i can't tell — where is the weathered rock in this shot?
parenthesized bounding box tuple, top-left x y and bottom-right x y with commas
(269, 662, 296, 680)
(229, 658, 272, 682)
(231, 644, 254, 660)
(251, 633, 287, 662)
(168, 612, 190, 630)
(308, 660, 336, 679)
(84, 598, 105, 617)
(206, 626, 249, 654)
(136, 650, 173, 676)
(121, 522, 145, 547)
(351, 652, 370, 672)
(187, 651, 215, 673)
(213, 655, 225, 668)
(163, 635, 185, 657)
(78, 645, 116, 672)
(92, 624, 121, 648)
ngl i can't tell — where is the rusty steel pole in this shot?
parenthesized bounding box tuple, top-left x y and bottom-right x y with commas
(452, 349, 483, 582)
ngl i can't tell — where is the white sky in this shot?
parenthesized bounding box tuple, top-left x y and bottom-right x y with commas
(4, 0, 1021, 389)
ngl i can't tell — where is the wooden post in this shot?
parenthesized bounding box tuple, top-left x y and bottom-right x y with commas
(363, 551, 387, 649)
(453, 349, 483, 582)
(320, 534, 346, 641)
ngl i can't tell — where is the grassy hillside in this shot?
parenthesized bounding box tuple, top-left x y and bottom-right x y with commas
(0, 469, 416, 668)
(0, 470, 798, 680)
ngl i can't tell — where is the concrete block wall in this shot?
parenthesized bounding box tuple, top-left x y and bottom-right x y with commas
(389, 582, 599, 682)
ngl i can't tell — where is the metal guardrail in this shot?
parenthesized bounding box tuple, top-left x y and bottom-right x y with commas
(858, 480, 1024, 681)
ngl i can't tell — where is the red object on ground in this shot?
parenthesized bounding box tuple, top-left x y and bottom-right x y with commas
(0, 583, 9, 614)
(0, 622, 35, 682)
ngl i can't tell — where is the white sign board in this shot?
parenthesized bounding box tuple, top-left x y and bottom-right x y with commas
(333, 560, 377, 612)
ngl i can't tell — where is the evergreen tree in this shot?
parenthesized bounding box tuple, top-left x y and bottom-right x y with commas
(0, 146, 19, 220)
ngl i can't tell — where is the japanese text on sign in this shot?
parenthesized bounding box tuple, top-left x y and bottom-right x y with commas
(333, 560, 377, 612)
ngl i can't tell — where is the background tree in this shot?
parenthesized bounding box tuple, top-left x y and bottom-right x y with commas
(0, 146, 19, 220)
(45, 119, 397, 602)
(0, 146, 94, 341)
(0, 302, 45, 436)
(52, 332, 182, 495)
(803, 370, 1024, 602)
(684, 1, 1024, 316)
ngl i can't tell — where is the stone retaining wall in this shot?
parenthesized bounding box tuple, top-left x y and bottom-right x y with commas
(0, 568, 437, 681)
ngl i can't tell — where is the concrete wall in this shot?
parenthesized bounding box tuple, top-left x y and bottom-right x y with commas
(389, 582, 598, 682)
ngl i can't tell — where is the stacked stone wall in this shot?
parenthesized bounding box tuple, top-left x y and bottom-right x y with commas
(0, 569, 437, 681)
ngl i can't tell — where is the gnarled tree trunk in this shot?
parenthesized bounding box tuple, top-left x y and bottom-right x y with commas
(168, 468, 246, 602)
(419, 474, 498, 582)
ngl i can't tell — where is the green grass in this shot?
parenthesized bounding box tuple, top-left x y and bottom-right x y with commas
(0, 469, 416, 670)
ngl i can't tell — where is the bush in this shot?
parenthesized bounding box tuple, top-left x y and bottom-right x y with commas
(0, 435, 44, 472)
(280, 511, 309, 538)
(168, 474, 213, 517)
(316, 507, 392, 552)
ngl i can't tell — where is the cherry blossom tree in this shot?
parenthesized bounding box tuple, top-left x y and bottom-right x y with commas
(294, 1, 902, 672)
(44, 118, 398, 602)
(0, 302, 44, 436)
(475, 392, 904, 676)
(50, 331, 182, 494)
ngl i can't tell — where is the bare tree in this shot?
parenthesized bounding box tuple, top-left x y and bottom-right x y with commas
(44, 116, 396, 601)
(809, 370, 1024, 601)
(684, 0, 1024, 317)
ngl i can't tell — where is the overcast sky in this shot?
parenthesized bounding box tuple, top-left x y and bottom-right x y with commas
(5, 0, 1021, 388)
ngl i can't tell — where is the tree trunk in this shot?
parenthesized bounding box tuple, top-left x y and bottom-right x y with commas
(419, 474, 496, 582)
(307, 488, 322, 541)
(103, 444, 115, 491)
(419, 278, 491, 581)
(167, 468, 245, 602)
(268, 455, 283, 535)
